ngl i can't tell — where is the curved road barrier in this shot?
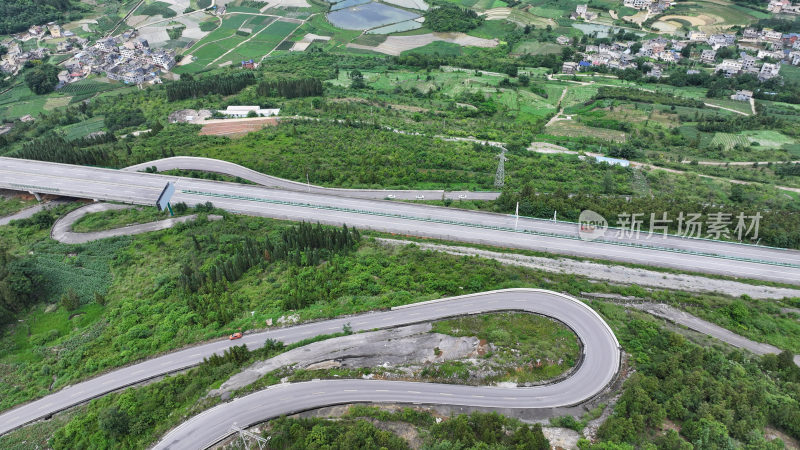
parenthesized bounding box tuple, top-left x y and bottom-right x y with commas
(50, 202, 222, 244)
(0, 289, 619, 441)
(123, 156, 501, 201)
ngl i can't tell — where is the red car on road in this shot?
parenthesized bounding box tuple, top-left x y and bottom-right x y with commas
(229, 332, 243, 340)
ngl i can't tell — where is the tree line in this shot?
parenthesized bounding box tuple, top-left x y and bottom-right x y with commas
(695, 114, 787, 133)
(166, 71, 256, 102)
(179, 237, 264, 293)
(255, 78, 323, 98)
(12, 133, 114, 166)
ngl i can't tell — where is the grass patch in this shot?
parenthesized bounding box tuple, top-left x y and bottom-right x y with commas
(70, 206, 183, 233)
(432, 312, 581, 383)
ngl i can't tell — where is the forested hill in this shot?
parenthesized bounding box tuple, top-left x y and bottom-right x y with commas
(0, 0, 82, 35)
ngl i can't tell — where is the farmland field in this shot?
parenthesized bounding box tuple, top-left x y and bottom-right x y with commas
(710, 132, 749, 149)
(0, 85, 49, 120)
(58, 80, 118, 97)
(743, 130, 796, 148)
(546, 120, 627, 142)
(220, 20, 300, 63)
(61, 116, 107, 141)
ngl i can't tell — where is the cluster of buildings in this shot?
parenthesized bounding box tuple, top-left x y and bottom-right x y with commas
(767, 0, 800, 14)
(569, 1, 673, 22)
(559, 27, 800, 87)
(622, 0, 673, 13)
(64, 30, 176, 86)
(0, 22, 88, 76)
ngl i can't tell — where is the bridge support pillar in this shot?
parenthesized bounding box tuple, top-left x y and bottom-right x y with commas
(28, 191, 41, 202)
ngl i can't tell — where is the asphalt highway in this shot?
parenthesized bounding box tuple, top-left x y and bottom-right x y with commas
(0, 289, 619, 442)
(2, 157, 800, 283)
(123, 156, 502, 201)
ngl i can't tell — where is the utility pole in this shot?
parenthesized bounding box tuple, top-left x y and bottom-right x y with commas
(306, 172, 310, 192)
(515, 201, 519, 231)
(494, 149, 507, 188)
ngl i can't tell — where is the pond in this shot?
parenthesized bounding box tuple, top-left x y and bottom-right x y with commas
(327, 2, 421, 30)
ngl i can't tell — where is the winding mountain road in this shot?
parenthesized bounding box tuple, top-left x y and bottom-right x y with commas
(154, 290, 619, 449)
(0, 289, 620, 447)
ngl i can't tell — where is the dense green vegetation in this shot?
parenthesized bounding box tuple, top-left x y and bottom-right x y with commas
(0, 0, 82, 34)
(588, 304, 800, 448)
(0, 203, 798, 448)
(425, 4, 484, 32)
(24, 63, 60, 95)
(432, 312, 580, 383)
(166, 71, 256, 102)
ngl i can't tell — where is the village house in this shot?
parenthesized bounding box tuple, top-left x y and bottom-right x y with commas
(716, 59, 743, 77)
(731, 90, 753, 101)
(688, 31, 707, 41)
(743, 28, 760, 40)
(759, 62, 781, 81)
(571, 4, 598, 20)
(562, 61, 579, 74)
(701, 49, 717, 64)
(763, 29, 783, 42)
(624, 0, 653, 9)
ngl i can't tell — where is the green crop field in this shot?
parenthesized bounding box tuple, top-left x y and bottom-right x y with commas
(710, 132, 749, 149)
(743, 130, 796, 148)
(61, 116, 107, 141)
(0, 85, 49, 120)
(514, 41, 562, 55)
(546, 120, 627, 142)
(224, 20, 299, 62)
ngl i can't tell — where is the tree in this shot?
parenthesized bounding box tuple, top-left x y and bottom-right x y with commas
(99, 406, 130, 439)
(0, 248, 39, 324)
(60, 288, 80, 311)
(24, 63, 59, 95)
(602, 171, 615, 194)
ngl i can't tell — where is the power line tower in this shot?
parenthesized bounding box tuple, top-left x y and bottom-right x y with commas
(494, 150, 507, 188)
(231, 424, 270, 450)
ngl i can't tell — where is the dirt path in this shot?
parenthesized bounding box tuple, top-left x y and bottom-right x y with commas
(680, 160, 800, 166)
(704, 102, 750, 116)
(625, 302, 800, 367)
(545, 87, 569, 127)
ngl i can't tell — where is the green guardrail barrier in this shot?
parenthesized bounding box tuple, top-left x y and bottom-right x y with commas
(180, 189, 799, 270)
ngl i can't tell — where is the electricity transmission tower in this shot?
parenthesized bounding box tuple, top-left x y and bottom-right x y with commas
(231, 424, 270, 450)
(494, 149, 507, 188)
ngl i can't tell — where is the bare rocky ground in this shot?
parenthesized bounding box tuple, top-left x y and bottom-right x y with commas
(213, 323, 489, 396)
(377, 238, 800, 300)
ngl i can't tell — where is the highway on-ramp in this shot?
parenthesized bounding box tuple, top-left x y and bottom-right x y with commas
(0, 289, 620, 448)
(2, 157, 800, 284)
(122, 156, 502, 201)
